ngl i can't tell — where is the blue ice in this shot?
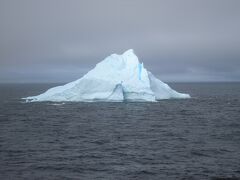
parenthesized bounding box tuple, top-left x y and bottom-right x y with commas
(138, 63, 142, 80)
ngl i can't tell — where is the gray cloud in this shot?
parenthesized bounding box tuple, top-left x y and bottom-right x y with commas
(0, 0, 240, 82)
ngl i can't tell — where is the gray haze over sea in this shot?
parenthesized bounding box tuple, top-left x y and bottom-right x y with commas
(1, 0, 240, 83)
(0, 83, 240, 180)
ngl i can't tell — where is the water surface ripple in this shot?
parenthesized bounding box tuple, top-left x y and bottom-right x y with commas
(0, 83, 240, 179)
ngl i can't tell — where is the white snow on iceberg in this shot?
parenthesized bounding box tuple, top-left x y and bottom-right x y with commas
(23, 49, 190, 102)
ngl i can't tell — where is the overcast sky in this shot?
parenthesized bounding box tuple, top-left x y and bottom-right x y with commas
(0, 0, 240, 83)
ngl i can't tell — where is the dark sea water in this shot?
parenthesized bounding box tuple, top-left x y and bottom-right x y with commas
(0, 83, 240, 180)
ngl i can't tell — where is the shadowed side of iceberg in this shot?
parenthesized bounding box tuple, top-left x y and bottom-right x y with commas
(148, 72, 190, 100)
(106, 83, 124, 102)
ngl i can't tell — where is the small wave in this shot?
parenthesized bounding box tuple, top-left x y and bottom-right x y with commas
(50, 103, 65, 106)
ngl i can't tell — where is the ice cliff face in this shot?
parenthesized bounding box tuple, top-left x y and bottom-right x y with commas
(24, 49, 190, 102)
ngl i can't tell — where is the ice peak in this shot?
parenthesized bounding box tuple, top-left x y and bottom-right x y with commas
(122, 49, 135, 57)
(121, 49, 139, 65)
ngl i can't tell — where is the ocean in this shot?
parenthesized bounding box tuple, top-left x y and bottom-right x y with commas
(0, 83, 240, 180)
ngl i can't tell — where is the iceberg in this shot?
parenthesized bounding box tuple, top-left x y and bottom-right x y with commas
(24, 49, 190, 102)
